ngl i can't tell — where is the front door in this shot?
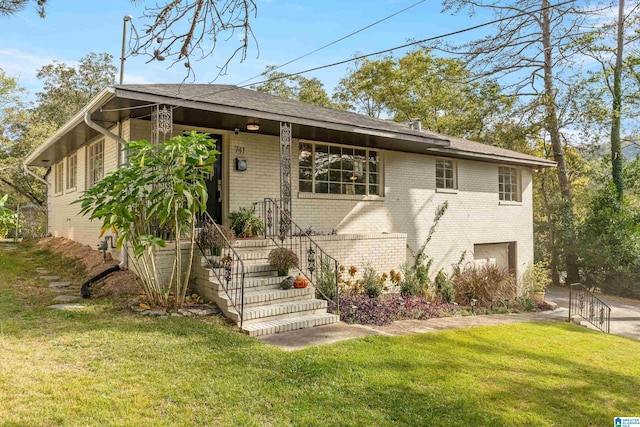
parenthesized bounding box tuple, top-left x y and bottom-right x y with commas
(206, 134, 223, 223)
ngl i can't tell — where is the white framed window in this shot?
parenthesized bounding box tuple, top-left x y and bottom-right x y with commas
(498, 166, 521, 202)
(87, 139, 104, 188)
(299, 142, 381, 196)
(436, 159, 457, 189)
(54, 161, 64, 195)
(66, 152, 77, 190)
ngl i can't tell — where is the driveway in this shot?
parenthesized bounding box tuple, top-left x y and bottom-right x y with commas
(546, 286, 640, 341)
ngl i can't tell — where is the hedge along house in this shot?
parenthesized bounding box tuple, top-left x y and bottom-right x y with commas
(25, 84, 555, 336)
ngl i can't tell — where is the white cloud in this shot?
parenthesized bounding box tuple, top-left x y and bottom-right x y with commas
(0, 48, 56, 88)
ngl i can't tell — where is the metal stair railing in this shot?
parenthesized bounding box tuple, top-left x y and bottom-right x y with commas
(195, 212, 246, 328)
(569, 283, 611, 333)
(255, 198, 340, 312)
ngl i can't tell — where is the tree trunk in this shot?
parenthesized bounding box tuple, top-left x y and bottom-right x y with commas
(611, 0, 625, 200)
(541, 0, 579, 284)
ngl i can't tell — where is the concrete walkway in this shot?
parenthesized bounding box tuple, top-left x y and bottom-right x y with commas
(259, 307, 569, 351)
(260, 288, 640, 350)
(546, 286, 640, 341)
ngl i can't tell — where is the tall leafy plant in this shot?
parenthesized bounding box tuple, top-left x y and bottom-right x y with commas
(76, 132, 217, 308)
(0, 194, 17, 237)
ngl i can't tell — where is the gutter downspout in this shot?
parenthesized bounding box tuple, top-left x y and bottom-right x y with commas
(84, 110, 130, 270)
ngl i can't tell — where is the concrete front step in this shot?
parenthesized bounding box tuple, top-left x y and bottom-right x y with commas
(200, 261, 277, 278)
(228, 286, 314, 308)
(242, 313, 340, 337)
(241, 299, 328, 325)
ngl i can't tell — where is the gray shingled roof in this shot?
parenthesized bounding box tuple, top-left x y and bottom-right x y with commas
(116, 84, 555, 167)
(116, 84, 450, 143)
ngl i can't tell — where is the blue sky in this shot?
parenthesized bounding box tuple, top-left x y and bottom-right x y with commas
(0, 0, 497, 98)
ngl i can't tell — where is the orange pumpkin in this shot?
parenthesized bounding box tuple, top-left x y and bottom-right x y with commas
(294, 274, 308, 289)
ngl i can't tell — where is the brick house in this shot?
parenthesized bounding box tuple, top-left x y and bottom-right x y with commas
(25, 84, 554, 335)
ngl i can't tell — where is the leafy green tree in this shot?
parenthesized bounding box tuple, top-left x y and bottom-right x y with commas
(333, 49, 514, 140)
(251, 65, 337, 108)
(332, 56, 395, 118)
(77, 132, 217, 309)
(36, 53, 116, 127)
(435, 0, 585, 284)
(577, 181, 640, 297)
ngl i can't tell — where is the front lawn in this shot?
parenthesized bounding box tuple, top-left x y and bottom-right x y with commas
(1, 242, 639, 426)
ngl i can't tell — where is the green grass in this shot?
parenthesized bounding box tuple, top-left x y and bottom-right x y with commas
(1, 242, 639, 426)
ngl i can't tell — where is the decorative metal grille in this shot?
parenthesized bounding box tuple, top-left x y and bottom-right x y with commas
(279, 122, 292, 218)
(151, 104, 173, 144)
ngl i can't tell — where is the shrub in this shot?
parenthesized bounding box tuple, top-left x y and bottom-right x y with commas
(315, 259, 338, 301)
(520, 262, 551, 293)
(362, 263, 385, 298)
(434, 269, 455, 303)
(267, 247, 299, 272)
(399, 263, 424, 297)
(451, 262, 517, 307)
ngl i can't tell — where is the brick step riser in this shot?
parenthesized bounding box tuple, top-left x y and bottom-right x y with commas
(242, 291, 314, 308)
(242, 314, 339, 337)
(243, 307, 329, 325)
(194, 277, 284, 293)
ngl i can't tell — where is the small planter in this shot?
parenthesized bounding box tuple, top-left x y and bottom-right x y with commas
(278, 269, 289, 277)
(529, 291, 545, 304)
(294, 274, 309, 289)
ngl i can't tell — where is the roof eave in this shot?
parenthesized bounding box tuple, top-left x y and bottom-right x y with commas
(24, 87, 115, 166)
(113, 87, 449, 148)
(425, 147, 557, 168)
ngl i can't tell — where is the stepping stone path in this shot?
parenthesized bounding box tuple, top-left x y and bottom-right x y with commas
(32, 267, 87, 309)
(47, 303, 85, 310)
(53, 295, 82, 302)
(48, 281, 71, 288)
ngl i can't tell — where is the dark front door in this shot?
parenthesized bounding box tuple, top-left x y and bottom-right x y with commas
(206, 134, 223, 223)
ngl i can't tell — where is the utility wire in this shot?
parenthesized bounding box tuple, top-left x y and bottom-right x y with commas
(119, 0, 576, 113)
(234, 0, 428, 86)
(237, 0, 577, 90)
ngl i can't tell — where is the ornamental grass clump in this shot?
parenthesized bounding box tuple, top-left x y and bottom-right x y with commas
(451, 262, 517, 307)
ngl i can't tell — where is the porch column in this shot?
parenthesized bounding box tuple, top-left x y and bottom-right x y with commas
(279, 122, 292, 217)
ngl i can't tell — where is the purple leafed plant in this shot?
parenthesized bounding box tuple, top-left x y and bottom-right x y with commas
(330, 291, 446, 326)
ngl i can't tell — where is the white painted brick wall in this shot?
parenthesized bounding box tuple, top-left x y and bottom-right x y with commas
(49, 118, 535, 278)
(229, 134, 535, 277)
(48, 124, 123, 259)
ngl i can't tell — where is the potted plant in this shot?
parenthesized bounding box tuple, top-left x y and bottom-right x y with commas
(229, 206, 265, 238)
(521, 262, 551, 304)
(268, 247, 299, 276)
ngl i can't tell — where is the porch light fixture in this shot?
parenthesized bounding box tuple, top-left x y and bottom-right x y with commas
(246, 119, 260, 131)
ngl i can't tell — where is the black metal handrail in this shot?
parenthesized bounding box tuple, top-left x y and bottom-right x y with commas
(569, 283, 611, 333)
(255, 198, 340, 312)
(195, 212, 246, 327)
